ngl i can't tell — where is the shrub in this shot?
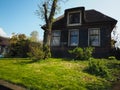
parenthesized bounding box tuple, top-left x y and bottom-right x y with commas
(6, 34, 30, 58)
(69, 47, 94, 60)
(108, 56, 116, 60)
(27, 42, 44, 61)
(83, 47, 94, 60)
(69, 47, 84, 60)
(86, 59, 110, 78)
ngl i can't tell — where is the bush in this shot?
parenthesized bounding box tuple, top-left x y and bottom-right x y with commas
(83, 47, 94, 60)
(27, 42, 44, 61)
(69, 47, 94, 60)
(86, 59, 110, 78)
(69, 47, 84, 60)
(108, 56, 116, 60)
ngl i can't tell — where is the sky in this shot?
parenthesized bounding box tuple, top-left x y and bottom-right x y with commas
(0, 0, 120, 42)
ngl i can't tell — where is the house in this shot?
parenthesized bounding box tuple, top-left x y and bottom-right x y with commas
(0, 36, 9, 57)
(42, 7, 117, 58)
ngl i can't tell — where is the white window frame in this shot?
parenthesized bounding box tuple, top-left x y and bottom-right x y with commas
(88, 28, 100, 46)
(67, 11, 82, 26)
(51, 30, 61, 46)
(68, 29, 79, 46)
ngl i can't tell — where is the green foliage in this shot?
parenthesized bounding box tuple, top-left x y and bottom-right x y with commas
(6, 33, 45, 60)
(69, 47, 94, 60)
(108, 56, 116, 60)
(27, 42, 44, 61)
(6, 34, 30, 58)
(86, 59, 110, 78)
(69, 47, 83, 59)
(0, 58, 115, 90)
(29, 31, 39, 42)
(83, 47, 94, 60)
(43, 45, 51, 59)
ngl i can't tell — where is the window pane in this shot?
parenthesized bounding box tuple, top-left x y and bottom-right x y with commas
(69, 12, 80, 24)
(89, 29, 100, 46)
(69, 30, 79, 46)
(70, 36, 78, 46)
(90, 36, 99, 46)
(51, 31, 61, 46)
(53, 31, 60, 36)
(71, 31, 78, 36)
(51, 37, 60, 46)
(90, 30, 99, 35)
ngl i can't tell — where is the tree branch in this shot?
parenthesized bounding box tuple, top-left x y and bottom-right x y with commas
(43, 3, 48, 25)
(49, 0, 58, 23)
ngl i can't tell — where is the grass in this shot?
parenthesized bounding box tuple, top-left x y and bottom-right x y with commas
(0, 58, 120, 90)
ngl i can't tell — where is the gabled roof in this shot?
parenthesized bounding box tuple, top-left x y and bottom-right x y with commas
(0, 36, 10, 46)
(54, 9, 117, 24)
(41, 8, 117, 30)
(85, 9, 117, 23)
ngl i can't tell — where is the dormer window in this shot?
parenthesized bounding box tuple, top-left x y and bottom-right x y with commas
(67, 11, 81, 26)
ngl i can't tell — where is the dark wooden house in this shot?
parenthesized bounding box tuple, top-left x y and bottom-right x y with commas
(0, 36, 9, 57)
(42, 7, 117, 58)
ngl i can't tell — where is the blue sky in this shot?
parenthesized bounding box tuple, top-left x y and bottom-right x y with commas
(0, 0, 120, 41)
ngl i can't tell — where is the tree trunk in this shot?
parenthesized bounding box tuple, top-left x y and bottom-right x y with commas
(43, 22, 52, 59)
(43, 22, 52, 47)
(43, 0, 58, 59)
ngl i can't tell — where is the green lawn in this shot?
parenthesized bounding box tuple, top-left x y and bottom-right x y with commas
(0, 58, 120, 90)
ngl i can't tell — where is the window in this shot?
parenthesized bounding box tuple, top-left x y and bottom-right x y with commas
(51, 31, 61, 46)
(67, 11, 81, 26)
(88, 28, 100, 46)
(69, 30, 79, 46)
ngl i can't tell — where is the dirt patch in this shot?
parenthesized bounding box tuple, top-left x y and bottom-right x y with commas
(0, 80, 26, 90)
(0, 85, 12, 90)
(112, 81, 120, 90)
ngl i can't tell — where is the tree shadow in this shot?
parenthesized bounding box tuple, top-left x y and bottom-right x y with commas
(0, 85, 12, 90)
(12, 59, 40, 65)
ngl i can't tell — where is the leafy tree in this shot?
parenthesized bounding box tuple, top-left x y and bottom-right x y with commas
(30, 31, 39, 42)
(6, 34, 30, 58)
(37, 0, 68, 59)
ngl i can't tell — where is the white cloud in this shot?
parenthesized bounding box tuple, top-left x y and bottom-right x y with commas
(0, 27, 7, 37)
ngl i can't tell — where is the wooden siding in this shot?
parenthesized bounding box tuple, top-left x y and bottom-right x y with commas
(49, 7, 117, 58)
(51, 23, 114, 58)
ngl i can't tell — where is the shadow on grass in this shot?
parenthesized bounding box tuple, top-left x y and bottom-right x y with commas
(0, 85, 12, 90)
(14, 60, 39, 65)
(107, 61, 120, 69)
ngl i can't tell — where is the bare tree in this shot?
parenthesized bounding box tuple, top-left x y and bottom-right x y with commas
(36, 0, 67, 58)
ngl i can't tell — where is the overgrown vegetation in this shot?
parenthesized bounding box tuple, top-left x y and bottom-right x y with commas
(69, 47, 94, 60)
(43, 45, 51, 59)
(6, 34, 30, 58)
(0, 58, 119, 90)
(0, 58, 120, 90)
(108, 56, 116, 60)
(5, 33, 45, 61)
(86, 59, 111, 79)
(27, 42, 44, 61)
